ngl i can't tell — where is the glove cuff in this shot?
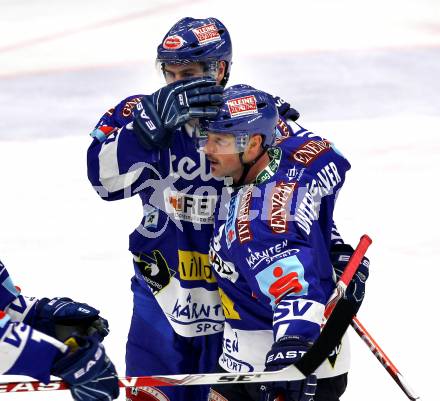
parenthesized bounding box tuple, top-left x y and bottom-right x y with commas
(330, 243, 354, 253)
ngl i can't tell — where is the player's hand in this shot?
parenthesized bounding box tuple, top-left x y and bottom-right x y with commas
(133, 77, 224, 150)
(52, 336, 119, 401)
(30, 297, 109, 341)
(271, 94, 300, 121)
(331, 243, 370, 312)
(261, 335, 317, 401)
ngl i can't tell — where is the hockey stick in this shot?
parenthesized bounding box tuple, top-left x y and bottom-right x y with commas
(351, 316, 420, 400)
(0, 235, 372, 393)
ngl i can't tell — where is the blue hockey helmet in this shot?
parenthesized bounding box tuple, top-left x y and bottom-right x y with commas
(157, 17, 232, 86)
(198, 84, 278, 153)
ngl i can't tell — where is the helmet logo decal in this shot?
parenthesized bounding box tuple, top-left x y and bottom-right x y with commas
(191, 23, 221, 45)
(227, 95, 258, 118)
(163, 35, 184, 50)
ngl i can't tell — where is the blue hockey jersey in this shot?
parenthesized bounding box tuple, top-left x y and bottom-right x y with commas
(0, 262, 67, 383)
(87, 95, 301, 338)
(209, 134, 352, 377)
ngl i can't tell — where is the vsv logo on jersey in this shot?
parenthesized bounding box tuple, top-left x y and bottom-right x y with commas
(255, 255, 308, 306)
(273, 299, 324, 328)
(178, 250, 216, 283)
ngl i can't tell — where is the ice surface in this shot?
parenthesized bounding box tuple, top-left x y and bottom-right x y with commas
(1, 0, 439, 400)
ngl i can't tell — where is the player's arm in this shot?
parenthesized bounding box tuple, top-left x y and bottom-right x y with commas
(0, 314, 68, 382)
(245, 237, 322, 401)
(87, 95, 162, 201)
(87, 78, 223, 201)
(0, 317, 119, 401)
(1, 260, 109, 341)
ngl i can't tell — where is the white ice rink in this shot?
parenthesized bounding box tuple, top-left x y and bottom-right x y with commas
(1, 0, 439, 400)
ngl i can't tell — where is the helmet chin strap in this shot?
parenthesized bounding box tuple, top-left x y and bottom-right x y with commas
(236, 147, 267, 186)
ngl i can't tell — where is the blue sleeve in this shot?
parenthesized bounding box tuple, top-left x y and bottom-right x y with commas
(238, 177, 340, 343)
(87, 95, 162, 201)
(0, 262, 67, 382)
(246, 233, 326, 343)
(0, 318, 67, 383)
(0, 262, 20, 310)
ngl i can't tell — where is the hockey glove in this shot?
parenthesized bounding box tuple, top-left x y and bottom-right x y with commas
(133, 77, 223, 150)
(52, 336, 119, 401)
(261, 336, 317, 401)
(331, 243, 370, 312)
(30, 297, 109, 341)
(271, 95, 300, 122)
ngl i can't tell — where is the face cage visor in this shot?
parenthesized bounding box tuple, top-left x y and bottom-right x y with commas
(190, 125, 250, 155)
(155, 59, 220, 84)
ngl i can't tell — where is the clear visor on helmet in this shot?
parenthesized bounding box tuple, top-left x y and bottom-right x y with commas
(190, 125, 250, 154)
(155, 59, 220, 84)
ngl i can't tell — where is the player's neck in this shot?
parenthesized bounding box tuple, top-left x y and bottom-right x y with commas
(240, 152, 270, 185)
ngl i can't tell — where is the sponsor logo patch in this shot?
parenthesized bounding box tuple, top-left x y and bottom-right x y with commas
(135, 250, 176, 295)
(122, 97, 142, 118)
(178, 250, 216, 283)
(143, 206, 159, 228)
(170, 292, 224, 334)
(291, 139, 331, 166)
(166, 191, 216, 224)
(163, 35, 184, 50)
(236, 185, 253, 244)
(245, 241, 300, 270)
(192, 23, 221, 45)
(225, 195, 239, 248)
(209, 247, 239, 283)
(269, 181, 297, 234)
(255, 255, 308, 306)
(275, 118, 291, 143)
(227, 95, 258, 118)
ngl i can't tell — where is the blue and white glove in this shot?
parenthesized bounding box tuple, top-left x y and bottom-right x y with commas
(261, 336, 317, 401)
(271, 95, 300, 122)
(133, 77, 223, 150)
(52, 336, 120, 401)
(331, 244, 370, 312)
(29, 297, 109, 341)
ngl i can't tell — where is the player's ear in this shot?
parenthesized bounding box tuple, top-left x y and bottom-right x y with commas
(216, 61, 226, 84)
(244, 134, 263, 161)
(249, 134, 263, 150)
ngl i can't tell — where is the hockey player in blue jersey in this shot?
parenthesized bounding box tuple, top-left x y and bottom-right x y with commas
(0, 260, 119, 401)
(87, 17, 301, 401)
(198, 85, 369, 401)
